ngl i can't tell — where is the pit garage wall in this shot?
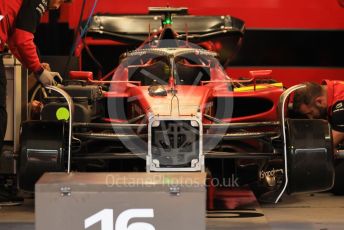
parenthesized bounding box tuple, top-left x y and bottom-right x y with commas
(40, 0, 344, 86)
(49, 0, 344, 29)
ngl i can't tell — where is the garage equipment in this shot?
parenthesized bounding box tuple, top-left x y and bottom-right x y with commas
(36, 172, 206, 230)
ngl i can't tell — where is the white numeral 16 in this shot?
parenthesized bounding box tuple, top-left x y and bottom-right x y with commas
(84, 209, 155, 230)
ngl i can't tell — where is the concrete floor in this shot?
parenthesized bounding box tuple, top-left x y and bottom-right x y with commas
(262, 193, 344, 230)
(0, 193, 343, 229)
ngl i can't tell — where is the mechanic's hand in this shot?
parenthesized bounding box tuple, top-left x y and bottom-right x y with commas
(36, 69, 63, 86)
(41, 63, 51, 71)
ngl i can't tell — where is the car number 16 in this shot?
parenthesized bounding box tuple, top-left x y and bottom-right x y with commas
(84, 209, 155, 230)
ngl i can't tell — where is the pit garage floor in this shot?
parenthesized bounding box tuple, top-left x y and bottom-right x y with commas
(0, 192, 343, 229)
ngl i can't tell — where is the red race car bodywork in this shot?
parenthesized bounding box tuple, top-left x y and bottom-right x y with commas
(19, 8, 337, 203)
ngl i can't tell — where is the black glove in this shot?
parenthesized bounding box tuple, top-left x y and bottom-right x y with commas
(36, 69, 63, 86)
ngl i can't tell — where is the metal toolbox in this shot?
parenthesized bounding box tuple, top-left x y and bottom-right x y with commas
(36, 172, 206, 230)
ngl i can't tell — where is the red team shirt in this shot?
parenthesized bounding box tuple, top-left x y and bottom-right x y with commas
(323, 80, 344, 132)
(0, 0, 47, 73)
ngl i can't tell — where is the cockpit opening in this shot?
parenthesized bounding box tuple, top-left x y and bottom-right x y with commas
(115, 48, 223, 86)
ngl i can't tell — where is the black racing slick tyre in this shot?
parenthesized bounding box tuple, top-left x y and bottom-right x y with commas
(332, 160, 344, 195)
(286, 119, 335, 194)
(19, 121, 66, 191)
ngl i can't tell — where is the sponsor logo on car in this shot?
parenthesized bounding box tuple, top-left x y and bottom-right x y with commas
(259, 168, 284, 179)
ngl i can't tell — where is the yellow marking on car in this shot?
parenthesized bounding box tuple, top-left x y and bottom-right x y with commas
(234, 83, 283, 92)
(56, 107, 70, 121)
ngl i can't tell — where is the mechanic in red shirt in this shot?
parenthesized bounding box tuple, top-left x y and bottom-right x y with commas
(293, 80, 344, 148)
(0, 0, 70, 204)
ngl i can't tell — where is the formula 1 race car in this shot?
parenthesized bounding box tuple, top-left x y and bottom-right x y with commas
(18, 8, 336, 203)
